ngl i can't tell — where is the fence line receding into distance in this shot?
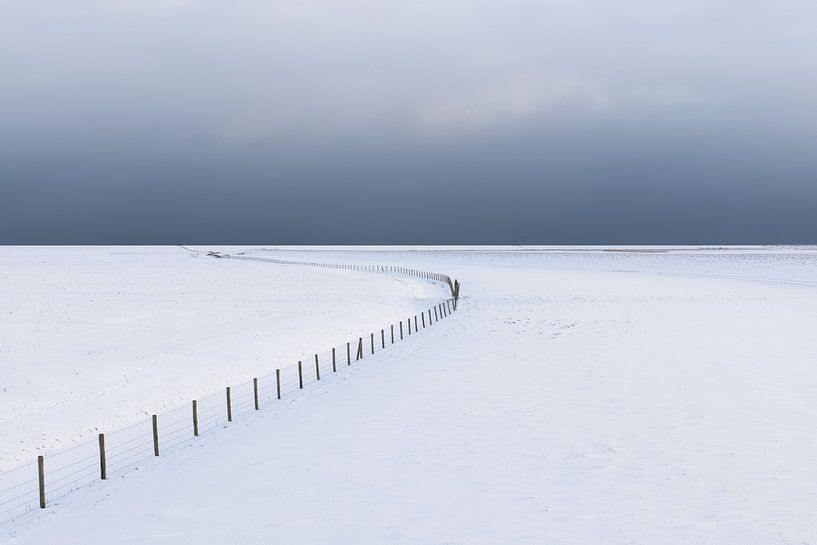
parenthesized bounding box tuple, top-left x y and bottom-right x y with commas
(0, 257, 460, 524)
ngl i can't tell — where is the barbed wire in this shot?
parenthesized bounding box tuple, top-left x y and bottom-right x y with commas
(0, 488, 38, 508)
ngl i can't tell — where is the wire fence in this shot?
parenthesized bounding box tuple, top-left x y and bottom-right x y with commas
(0, 258, 460, 525)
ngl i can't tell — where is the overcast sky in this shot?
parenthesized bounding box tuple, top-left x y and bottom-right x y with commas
(1, 0, 816, 243)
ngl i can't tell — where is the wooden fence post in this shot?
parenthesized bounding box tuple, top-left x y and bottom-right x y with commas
(332, 348, 337, 372)
(347, 342, 351, 365)
(428, 309, 432, 325)
(435, 307, 439, 321)
(315, 354, 321, 380)
(298, 361, 303, 389)
(400, 321, 403, 339)
(357, 337, 363, 360)
(152, 415, 159, 456)
(253, 378, 259, 410)
(391, 324, 394, 343)
(371, 333, 375, 355)
(98, 433, 106, 480)
(192, 400, 199, 436)
(37, 456, 45, 509)
(414, 315, 418, 331)
(276, 369, 281, 399)
(408, 318, 412, 335)
(381, 329, 385, 348)
(422, 313, 426, 328)
(226, 387, 232, 422)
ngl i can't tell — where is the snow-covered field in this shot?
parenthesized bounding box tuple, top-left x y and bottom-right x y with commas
(3, 246, 817, 544)
(0, 247, 444, 465)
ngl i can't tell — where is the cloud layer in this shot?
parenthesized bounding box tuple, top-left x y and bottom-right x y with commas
(1, 0, 816, 243)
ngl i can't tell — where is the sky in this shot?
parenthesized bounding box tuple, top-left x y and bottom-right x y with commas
(1, 0, 816, 244)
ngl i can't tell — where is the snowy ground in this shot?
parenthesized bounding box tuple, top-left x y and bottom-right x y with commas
(0, 246, 444, 465)
(3, 247, 817, 544)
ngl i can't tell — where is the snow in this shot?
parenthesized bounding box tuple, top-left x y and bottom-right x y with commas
(3, 246, 817, 544)
(0, 246, 445, 465)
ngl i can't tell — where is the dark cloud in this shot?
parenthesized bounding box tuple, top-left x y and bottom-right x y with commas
(1, 0, 816, 243)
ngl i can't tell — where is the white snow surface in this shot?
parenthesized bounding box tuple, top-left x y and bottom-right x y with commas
(4, 246, 817, 544)
(0, 246, 443, 465)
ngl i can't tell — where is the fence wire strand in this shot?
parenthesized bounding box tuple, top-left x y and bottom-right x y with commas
(1, 257, 458, 526)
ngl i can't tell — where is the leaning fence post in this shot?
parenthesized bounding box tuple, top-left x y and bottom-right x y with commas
(422, 313, 426, 328)
(414, 315, 418, 331)
(37, 456, 45, 509)
(332, 347, 337, 372)
(428, 309, 432, 325)
(435, 307, 439, 321)
(298, 361, 304, 389)
(192, 400, 199, 436)
(98, 433, 107, 480)
(253, 378, 259, 410)
(226, 387, 232, 422)
(276, 369, 281, 399)
(315, 354, 321, 380)
(357, 337, 363, 360)
(152, 415, 159, 456)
